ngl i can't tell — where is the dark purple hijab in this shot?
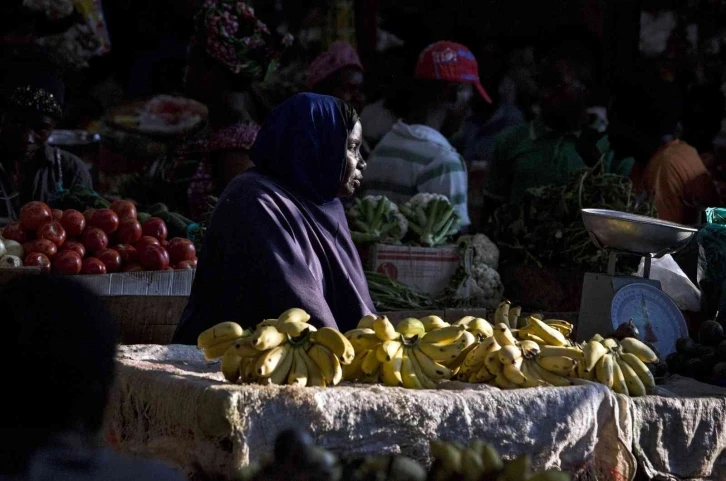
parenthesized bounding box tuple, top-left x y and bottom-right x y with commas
(173, 93, 375, 343)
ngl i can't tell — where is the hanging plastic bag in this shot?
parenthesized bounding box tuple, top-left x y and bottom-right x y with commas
(697, 208, 726, 319)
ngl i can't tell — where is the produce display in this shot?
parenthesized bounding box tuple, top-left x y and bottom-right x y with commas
(666, 320, 726, 385)
(1, 201, 197, 274)
(239, 429, 570, 481)
(197, 309, 355, 387)
(347, 195, 408, 245)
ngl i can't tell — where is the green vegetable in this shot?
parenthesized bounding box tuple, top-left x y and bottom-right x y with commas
(399, 194, 460, 247)
(346, 196, 408, 245)
(148, 203, 169, 216)
(137, 212, 152, 223)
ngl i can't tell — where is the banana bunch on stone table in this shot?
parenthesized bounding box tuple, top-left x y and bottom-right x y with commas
(197, 308, 354, 387)
(428, 439, 570, 481)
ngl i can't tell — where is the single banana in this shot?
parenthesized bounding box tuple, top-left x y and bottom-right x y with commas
(240, 357, 258, 383)
(493, 323, 519, 347)
(497, 345, 522, 365)
(377, 339, 402, 362)
(619, 337, 658, 363)
(401, 348, 423, 389)
(590, 333, 605, 342)
(616, 356, 645, 396)
(528, 317, 568, 346)
(518, 332, 547, 345)
(267, 343, 295, 385)
(342, 350, 366, 382)
(519, 340, 541, 357)
(287, 348, 309, 386)
(468, 318, 494, 338)
(508, 306, 522, 328)
(418, 340, 465, 362)
(544, 320, 574, 336)
(529, 359, 571, 387)
(203, 338, 242, 360)
(476, 442, 503, 474)
(231, 337, 263, 358)
(381, 345, 404, 386)
(421, 325, 466, 345)
(595, 353, 615, 388)
(494, 300, 511, 328)
(484, 351, 504, 376)
(583, 340, 609, 372)
(429, 441, 462, 475)
(307, 344, 343, 385)
(357, 313, 377, 329)
(535, 355, 577, 376)
(470, 364, 496, 383)
(277, 322, 317, 337)
(527, 469, 571, 481)
(361, 348, 381, 376)
(504, 455, 531, 481)
(460, 337, 499, 374)
(408, 348, 438, 389)
(197, 321, 245, 349)
(277, 307, 310, 325)
(611, 358, 629, 395)
(221, 345, 242, 382)
(412, 347, 452, 380)
(420, 315, 450, 331)
(539, 346, 584, 361)
(256, 344, 291, 377)
(258, 319, 279, 327)
(620, 352, 656, 388)
(251, 326, 287, 351)
(520, 359, 548, 387)
(601, 338, 620, 350)
(448, 331, 478, 370)
(373, 316, 401, 342)
(453, 315, 476, 327)
(299, 349, 326, 387)
(310, 327, 355, 364)
(396, 318, 426, 338)
(494, 370, 519, 389)
(460, 447, 485, 481)
(345, 329, 381, 352)
(502, 358, 527, 385)
(576, 357, 596, 381)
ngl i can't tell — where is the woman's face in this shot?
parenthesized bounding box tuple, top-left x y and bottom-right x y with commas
(338, 120, 365, 197)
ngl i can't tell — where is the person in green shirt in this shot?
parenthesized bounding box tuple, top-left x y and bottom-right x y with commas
(485, 42, 633, 205)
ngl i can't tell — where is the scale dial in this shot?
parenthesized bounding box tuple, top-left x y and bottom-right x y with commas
(610, 283, 688, 358)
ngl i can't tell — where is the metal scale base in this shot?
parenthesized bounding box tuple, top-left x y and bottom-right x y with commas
(576, 251, 661, 343)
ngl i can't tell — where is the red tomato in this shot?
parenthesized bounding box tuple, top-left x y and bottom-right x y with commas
(167, 238, 196, 265)
(188, 258, 198, 268)
(110, 200, 137, 220)
(60, 209, 86, 238)
(81, 257, 107, 275)
(113, 244, 138, 264)
(90, 208, 120, 234)
(83, 208, 96, 223)
(2, 222, 27, 243)
(24, 252, 50, 271)
(20, 201, 52, 231)
(82, 227, 109, 254)
(59, 240, 86, 258)
(123, 263, 143, 272)
(163, 265, 174, 271)
(52, 250, 82, 275)
(175, 260, 194, 270)
(115, 218, 142, 244)
(52, 209, 63, 221)
(139, 244, 169, 270)
(135, 236, 160, 251)
(141, 217, 167, 241)
(26, 239, 58, 258)
(97, 248, 122, 272)
(37, 221, 66, 247)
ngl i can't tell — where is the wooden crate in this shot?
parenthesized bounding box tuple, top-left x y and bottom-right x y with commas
(106, 295, 188, 345)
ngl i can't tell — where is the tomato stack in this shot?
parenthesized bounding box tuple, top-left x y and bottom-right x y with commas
(2, 201, 198, 275)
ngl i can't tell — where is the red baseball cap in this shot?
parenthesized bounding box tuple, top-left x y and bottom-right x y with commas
(414, 41, 492, 103)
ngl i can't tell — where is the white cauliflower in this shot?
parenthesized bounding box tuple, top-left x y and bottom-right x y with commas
(468, 263, 504, 309)
(470, 233, 499, 270)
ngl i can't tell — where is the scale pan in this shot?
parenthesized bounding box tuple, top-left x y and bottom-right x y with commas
(581, 209, 697, 257)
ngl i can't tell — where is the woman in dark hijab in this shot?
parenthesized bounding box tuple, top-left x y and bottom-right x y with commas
(174, 93, 375, 343)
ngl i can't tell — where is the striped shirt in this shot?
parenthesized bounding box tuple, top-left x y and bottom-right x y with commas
(361, 120, 470, 227)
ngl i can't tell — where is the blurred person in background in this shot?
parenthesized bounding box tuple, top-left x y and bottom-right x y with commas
(0, 56, 92, 222)
(681, 82, 726, 169)
(609, 71, 720, 225)
(362, 41, 490, 230)
(485, 41, 633, 206)
(308, 41, 365, 115)
(0, 275, 186, 481)
(173, 0, 293, 220)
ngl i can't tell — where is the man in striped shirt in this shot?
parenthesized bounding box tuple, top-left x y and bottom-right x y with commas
(361, 41, 492, 229)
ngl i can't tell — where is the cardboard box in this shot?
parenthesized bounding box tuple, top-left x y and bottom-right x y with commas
(368, 244, 471, 297)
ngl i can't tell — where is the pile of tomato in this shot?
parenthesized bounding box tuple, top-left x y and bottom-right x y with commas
(2, 200, 198, 275)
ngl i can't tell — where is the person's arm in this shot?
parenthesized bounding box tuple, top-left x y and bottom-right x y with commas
(61, 150, 93, 189)
(210, 193, 339, 328)
(416, 152, 470, 227)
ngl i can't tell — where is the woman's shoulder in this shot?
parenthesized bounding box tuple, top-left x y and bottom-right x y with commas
(215, 170, 292, 215)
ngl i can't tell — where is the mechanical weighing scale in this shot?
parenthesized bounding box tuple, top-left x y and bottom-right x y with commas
(576, 209, 695, 357)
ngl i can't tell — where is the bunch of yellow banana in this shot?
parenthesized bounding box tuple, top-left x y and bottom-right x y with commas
(198, 308, 355, 387)
(577, 334, 658, 396)
(344, 315, 466, 388)
(429, 439, 570, 481)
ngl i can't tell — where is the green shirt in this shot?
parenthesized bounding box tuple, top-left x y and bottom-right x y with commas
(486, 119, 634, 203)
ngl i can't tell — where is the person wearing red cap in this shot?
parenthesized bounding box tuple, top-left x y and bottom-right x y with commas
(362, 41, 491, 228)
(308, 41, 365, 114)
